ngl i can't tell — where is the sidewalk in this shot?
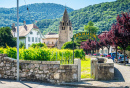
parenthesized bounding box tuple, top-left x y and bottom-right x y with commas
(60, 79, 130, 88)
(0, 79, 77, 88)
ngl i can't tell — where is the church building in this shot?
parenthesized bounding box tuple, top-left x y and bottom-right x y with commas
(42, 9, 73, 49)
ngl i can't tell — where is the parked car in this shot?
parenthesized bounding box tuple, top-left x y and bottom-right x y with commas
(108, 52, 119, 61)
(117, 54, 128, 63)
(93, 53, 100, 56)
(100, 54, 107, 57)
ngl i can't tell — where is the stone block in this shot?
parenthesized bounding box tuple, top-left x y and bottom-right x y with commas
(20, 72, 26, 77)
(0, 62, 4, 66)
(31, 61, 41, 64)
(11, 67, 16, 72)
(73, 73, 77, 80)
(19, 60, 31, 63)
(42, 61, 47, 64)
(58, 70, 65, 73)
(54, 73, 60, 80)
(7, 67, 10, 70)
(6, 64, 10, 67)
(34, 64, 39, 68)
(38, 71, 43, 74)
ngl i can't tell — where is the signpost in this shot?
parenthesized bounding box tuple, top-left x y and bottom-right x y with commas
(72, 32, 98, 63)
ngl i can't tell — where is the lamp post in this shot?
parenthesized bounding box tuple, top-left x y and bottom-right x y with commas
(17, 0, 19, 81)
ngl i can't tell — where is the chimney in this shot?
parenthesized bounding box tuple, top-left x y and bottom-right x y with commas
(23, 21, 26, 26)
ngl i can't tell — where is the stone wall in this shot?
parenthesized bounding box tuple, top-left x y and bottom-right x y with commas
(91, 57, 114, 80)
(0, 54, 81, 84)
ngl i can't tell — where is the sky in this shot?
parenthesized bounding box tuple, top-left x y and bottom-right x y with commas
(0, 0, 116, 10)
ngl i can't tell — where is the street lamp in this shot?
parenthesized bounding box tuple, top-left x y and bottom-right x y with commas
(17, 0, 19, 81)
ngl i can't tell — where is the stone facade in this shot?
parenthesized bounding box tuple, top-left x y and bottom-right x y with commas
(57, 9, 73, 49)
(91, 56, 114, 80)
(0, 54, 80, 84)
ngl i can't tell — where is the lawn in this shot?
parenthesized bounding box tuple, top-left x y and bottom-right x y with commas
(81, 57, 91, 79)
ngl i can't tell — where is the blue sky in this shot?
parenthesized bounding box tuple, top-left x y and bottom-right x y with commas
(0, 0, 116, 10)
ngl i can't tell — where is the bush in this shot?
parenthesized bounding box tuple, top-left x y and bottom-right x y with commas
(0, 47, 85, 61)
(74, 49, 85, 60)
(19, 42, 25, 49)
(61, 41, 77, 49)
(30, 42, 47, 48)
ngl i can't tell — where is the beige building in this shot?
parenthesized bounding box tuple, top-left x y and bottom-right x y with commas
(42, 33, 58, 48)
(42, 9, 73, 48)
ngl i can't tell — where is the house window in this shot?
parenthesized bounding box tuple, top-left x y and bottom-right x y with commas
(37, 32, 39, 35)
(35, 37, 37, 42)
(63, 22, 64, 26)
(28, 37, 30, 42)
(52, 42, 53, 44)
(44, 42, 45, 44)
(32, 37, 34, 42)
(30, 31, 33, 34)
(39, 38, 40, 42)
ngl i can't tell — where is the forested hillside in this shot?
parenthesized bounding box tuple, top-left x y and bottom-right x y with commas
(0, 3, 74, 27)
(36, 0, 130, 34)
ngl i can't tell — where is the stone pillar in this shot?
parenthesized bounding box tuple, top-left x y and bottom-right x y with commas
(74, 59, 81, 82)
(91, 58, 98, 80)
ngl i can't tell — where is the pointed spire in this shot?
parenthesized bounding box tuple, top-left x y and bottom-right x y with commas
(62, 8, 69, 22)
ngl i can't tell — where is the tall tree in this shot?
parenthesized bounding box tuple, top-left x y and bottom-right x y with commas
(84, 21, 99, 34)
(0, 27, 16, 47)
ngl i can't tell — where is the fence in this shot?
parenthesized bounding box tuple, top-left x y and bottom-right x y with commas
(51, 51, 74, 65)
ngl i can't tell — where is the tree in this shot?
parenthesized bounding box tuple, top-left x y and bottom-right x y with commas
(109, 12, 130, 64)
(0, 27, 16, 47)
(61, 41, 77, 49)
(30, 43, 47, 48)
(84, 21, 99, 34)
(19, 42, 25, 49)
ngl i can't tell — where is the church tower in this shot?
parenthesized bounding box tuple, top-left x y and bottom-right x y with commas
(57, 9, 73, 49)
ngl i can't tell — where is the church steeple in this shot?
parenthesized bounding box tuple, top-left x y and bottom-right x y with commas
(62, 8, 69, 22)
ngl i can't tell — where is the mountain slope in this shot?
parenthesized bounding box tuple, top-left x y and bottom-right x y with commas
(36, 0, 130, 34)
(0, 3, 74, 27)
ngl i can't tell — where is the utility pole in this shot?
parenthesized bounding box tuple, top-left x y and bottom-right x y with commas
(17, 0, 19, 81)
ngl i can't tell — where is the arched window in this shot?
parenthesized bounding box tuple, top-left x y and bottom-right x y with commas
(62, 27, 65, 30)
(52, 42, 53, 44)
(69, 27, 71, 30)
(66, 22, 68, 26)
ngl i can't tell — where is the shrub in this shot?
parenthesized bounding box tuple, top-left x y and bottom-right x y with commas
(19, 42, 25, 49)
(30, 42, 47, 48)
(61, 41, 77, 49)
(0, 47, 85, 61)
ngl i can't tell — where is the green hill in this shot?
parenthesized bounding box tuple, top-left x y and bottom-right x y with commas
(36, 0, 130, 34)
(0, 3, 74, 27)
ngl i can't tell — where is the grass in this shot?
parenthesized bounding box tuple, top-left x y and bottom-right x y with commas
(81, 57, 91, 79)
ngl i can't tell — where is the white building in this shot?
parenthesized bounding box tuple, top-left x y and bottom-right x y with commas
(11, 22, 44, 48)
(99, 46, 116, 54)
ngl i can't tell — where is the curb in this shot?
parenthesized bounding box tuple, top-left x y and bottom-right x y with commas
(60, 83, 109, 88)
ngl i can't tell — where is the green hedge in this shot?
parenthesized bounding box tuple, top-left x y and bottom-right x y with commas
(0, 47, 85, 61)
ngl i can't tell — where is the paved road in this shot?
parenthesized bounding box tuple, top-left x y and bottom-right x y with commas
(114, 63, 130, 83)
